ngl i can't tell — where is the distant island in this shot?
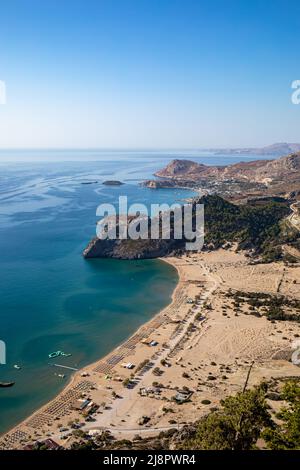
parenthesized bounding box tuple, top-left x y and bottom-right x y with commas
(3, 151, 300, 452)
(102, 180, 124, 186)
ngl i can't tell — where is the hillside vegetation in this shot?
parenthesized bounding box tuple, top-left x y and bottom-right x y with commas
(202, 195, 298, 261)
(83, 195, 299, 262)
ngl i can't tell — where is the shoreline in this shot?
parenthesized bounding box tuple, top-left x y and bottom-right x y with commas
(1, 250, 300, 449)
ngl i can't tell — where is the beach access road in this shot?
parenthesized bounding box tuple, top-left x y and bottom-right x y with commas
(81, 261, 219, 438)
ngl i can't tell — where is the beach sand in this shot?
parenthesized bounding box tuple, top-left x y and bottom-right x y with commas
(1, 248, 300, 449)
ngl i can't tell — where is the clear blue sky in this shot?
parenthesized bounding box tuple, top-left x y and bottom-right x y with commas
(0, 0, 299, 148)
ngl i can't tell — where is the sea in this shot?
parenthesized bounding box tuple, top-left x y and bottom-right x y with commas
(0, 149, 272, 435)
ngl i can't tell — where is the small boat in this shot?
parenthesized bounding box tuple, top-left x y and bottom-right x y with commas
(0, 382, 15, 388)
(14, 364, 21, 370)
(48, 351, 61, 358)
(48, 351, 71, 359)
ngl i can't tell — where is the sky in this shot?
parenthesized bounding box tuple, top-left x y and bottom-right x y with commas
(0, 0, 299, 149)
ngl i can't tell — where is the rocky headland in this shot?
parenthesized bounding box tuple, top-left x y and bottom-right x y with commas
(142, 152, 300, 201)
(83, 195, 299, 262)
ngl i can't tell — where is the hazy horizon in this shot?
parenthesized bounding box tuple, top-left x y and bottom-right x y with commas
(0, 146, 288, 164)
(0, 0, 299, 148)
(0, 141, 299, 151)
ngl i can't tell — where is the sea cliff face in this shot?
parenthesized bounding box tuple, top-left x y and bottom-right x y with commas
(83, 236, 183, 259)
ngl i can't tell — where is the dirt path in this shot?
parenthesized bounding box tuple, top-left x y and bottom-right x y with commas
(81, 261, 219, 436)
(287, 202, 300, 232)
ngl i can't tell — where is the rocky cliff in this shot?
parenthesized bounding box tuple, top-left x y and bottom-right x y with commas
(83, 195, 296, 262)
(83, 237, 183, 260)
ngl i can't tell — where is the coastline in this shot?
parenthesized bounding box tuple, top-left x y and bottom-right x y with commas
(0, 257, 182, 446)
(1, 250, 300, 449)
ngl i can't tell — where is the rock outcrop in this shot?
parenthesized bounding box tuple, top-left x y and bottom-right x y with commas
(102, 180, 124, 186)
(83, 236, 183, 260)
(83, 195, 296, 262)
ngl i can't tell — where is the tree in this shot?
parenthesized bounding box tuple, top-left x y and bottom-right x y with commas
(263, 381, 300, 450)
(181, 385, 271, 450)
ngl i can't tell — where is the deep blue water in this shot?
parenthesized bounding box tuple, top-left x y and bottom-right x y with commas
(0, 150, 273, 434)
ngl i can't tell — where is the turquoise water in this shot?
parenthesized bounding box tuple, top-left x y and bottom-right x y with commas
(0, 154, 198, 435)
(0, 150, 274, 434)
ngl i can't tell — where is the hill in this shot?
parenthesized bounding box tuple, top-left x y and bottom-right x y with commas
(155, 152, 300, 187)
(83, 195, 298, 262)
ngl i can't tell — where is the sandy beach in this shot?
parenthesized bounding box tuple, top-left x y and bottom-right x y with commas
(1, 248, 300, 449)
